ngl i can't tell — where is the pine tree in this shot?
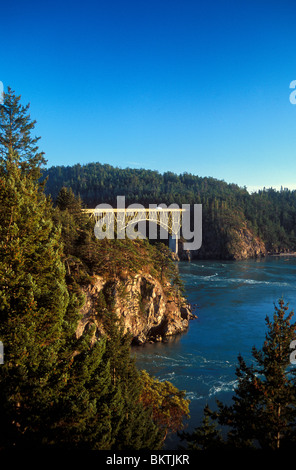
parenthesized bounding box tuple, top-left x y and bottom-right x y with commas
(0, 90, 114, 449)
(0, 87, 46, 180)
(0, 157, 70, 447)
(99, 291, 164, 450)
(182, 299, 296, 450)
(179, 404, 223, 450)
(222, 299, 296, 449)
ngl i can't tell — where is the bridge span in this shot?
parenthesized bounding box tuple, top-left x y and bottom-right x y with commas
(81, 206, 187, 254)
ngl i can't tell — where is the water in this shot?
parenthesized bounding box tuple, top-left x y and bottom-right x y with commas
(132, 255, 296, 448)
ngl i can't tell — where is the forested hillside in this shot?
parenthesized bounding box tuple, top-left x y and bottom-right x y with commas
(43, 162, 296, 258)
(0, 87, 190, 450)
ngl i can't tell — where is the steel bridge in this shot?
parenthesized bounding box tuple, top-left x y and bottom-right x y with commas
(81, 206, 187, 253)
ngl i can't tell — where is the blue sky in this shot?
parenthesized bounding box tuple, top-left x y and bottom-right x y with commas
(1, 0, 296, 192)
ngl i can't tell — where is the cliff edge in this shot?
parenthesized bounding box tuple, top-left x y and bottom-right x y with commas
(76, 272, 195, 345)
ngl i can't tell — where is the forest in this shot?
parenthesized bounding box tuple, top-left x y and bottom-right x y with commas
(0, 88, 190, 450)
(43, 161, 296, 258)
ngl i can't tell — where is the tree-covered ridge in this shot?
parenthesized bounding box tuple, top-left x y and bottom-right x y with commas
(43, 161, 245, 207)
(43, 162, 296, 256)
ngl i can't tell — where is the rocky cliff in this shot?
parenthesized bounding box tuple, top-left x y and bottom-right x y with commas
(179, 221, 267, 261)
(76, 272, 195, 345)
(225, 224, 267, 260)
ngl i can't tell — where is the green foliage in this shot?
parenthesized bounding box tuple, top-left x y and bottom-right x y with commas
(0, 87, 46, 181)
(0, 88, 170, 450)
(101, 310, 164, 450)
(43, 162, 296, 256)
(0, 88, 189, 450)
(179, 404, 223, 450)
(0, 161, 65, 447)
(53, 188, 185, 298)
(181, 299, 296, 450)
(0, 120, 118, 449)
(139, 369, 190, 439)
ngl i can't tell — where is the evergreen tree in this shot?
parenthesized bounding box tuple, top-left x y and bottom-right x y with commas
(0, 87, 46, 180)
(0, 155, 69, 447)
(0, 92, 125, 449)
(179, 404, 223, 450)
(0, 152, 114, 449)
(182, 299, 296, 450)
(99, 292, 164, 450)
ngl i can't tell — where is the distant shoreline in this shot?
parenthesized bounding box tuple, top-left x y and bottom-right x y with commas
(269, 252, 296, 257)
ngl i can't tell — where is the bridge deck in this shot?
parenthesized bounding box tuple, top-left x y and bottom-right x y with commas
(82, 208, 186, 212)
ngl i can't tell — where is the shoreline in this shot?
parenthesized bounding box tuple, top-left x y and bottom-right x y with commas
(269, 252, 296, 257)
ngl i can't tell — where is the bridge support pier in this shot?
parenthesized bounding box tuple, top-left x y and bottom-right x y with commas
(169, 235, 178, 254)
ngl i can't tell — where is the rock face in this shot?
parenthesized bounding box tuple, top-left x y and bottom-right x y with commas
(179, 221, 266, 261)
(228, 225, 267, 260)
(76, 272, 195, 345)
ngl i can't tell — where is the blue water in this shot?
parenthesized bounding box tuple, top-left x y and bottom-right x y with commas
(132, 255, 296, 448)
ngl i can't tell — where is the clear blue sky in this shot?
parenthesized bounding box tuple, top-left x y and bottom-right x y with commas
(1, 0, 296, 192)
